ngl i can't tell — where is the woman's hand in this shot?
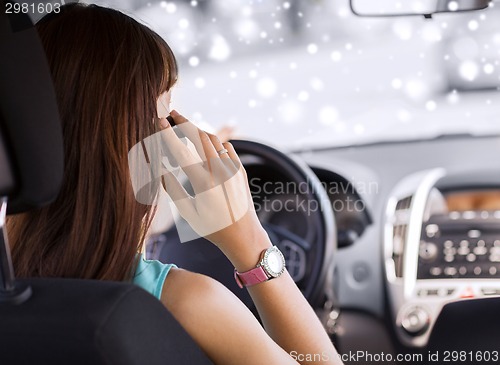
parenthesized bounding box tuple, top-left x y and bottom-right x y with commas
(159, 110, 272, 271)
(158, 111, 342, 365)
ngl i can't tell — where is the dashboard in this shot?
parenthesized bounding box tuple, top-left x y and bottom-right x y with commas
(292, 134, 500, 353)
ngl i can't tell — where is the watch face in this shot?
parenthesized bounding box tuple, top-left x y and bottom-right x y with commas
(263, 246, 285, 277)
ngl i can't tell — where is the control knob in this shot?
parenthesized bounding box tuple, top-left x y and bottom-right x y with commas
(419, 241, 438, 261)
(400, 307, 430, 336)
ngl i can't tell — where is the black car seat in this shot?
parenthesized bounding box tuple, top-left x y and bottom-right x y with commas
(0, 6, 213, 365)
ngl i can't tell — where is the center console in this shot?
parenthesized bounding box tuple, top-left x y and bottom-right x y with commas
(385, 168, 500, 347)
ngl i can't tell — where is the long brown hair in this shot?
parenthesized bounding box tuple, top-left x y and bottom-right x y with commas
(8, 3, 178, 281)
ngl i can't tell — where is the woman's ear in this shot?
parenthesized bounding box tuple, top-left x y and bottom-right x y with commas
(156, 91, 171, 119)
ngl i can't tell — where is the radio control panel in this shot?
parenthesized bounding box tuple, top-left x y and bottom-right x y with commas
(418, 212, 500, 280)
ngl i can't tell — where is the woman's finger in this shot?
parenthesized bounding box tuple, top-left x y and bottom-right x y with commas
(199, 130, 219, 162)
(169, 111, 230, 163)
(161, 170, 190, 202)
(159, 117, 170, 129)
(169, 109, 187, 124)
(168, 110, 207, 163)
(203, 133, 234, 184)
(157, 118, 206, 182)
(208, 133, 230, 160)
(222, 142, 242, 171)
(157, 120, 194, 166)
(162, 172, 197, 222)
(157, 118, 178, 169)
(200, 131, 234, 184)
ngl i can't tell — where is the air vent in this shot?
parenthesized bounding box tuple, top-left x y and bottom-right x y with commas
(392, 196, 412, 277)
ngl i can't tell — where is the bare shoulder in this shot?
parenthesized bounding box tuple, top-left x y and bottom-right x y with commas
(160, 268, 297, 365)
(160, 268, 259, 340)
(161, 268, 228, 305)
(160, 268, 237, 325)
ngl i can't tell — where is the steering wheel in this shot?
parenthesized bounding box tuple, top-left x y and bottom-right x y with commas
(157, 140, 336, 308)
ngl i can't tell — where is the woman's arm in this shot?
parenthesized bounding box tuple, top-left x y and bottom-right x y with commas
(162, 268, 300, 365)
(223, 229, 341, 365)
(158, 110, 343, 365)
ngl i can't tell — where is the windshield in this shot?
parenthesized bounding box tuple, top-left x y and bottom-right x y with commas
(85, 0, 500, 149)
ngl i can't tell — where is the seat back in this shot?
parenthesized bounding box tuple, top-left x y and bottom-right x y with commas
(0, 6, 63, 214)
(0, 279, 212, 365)
(0, 5, 212, 364)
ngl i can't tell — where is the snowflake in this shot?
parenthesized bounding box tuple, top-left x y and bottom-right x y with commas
(483, 64, 495, 74)
(297, 91, 309, 102)
(256, 77, 278, 98)
(448, 1, 459, 11)
(208, 35, 231, 61)
(307, 43, 318, 54)
(425, 100, 437, 112)
(194, 77, 206, 89)
(459, 61, 479, 81)
(318, 106, 339, 126)
(188, 56, 200, 67)
(468, 20, 479, 31)
(330, 51, 342, 62)
(391, 78, 403, 90)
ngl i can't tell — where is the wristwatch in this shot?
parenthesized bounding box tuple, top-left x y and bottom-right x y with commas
(234, 246, 286, 288)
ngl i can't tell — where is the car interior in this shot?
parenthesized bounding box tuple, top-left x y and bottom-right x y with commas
(1, 0, 500, 364)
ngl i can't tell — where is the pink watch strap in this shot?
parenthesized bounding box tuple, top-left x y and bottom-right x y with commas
(234, 266, 269, 288)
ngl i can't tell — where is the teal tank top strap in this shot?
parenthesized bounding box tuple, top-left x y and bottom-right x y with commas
(133, 255, 176, 300)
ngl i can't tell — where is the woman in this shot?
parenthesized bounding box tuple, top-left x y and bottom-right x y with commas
(8, 4, 342, 365)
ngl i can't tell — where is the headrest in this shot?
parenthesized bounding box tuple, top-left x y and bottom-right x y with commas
(0, 7, 63, 214)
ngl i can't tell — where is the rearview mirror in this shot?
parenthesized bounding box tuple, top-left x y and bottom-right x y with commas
(350, 0, 492, 18)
